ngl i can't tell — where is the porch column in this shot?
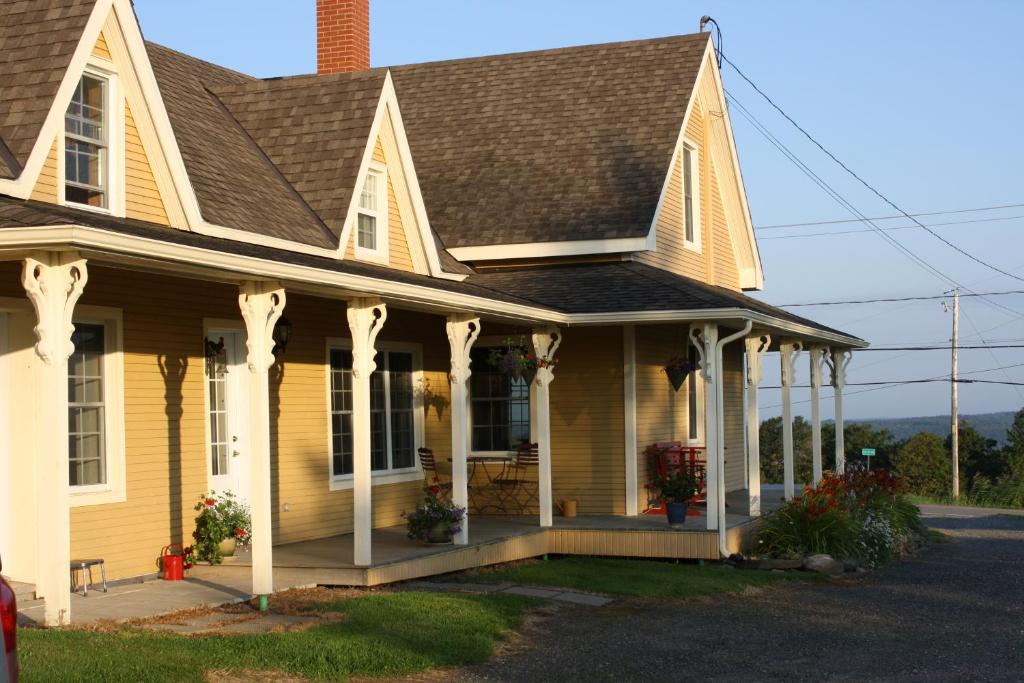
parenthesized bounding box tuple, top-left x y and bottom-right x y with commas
(531, 327, 562, 527)
(690, 324, 719, 531)
(22, 252, 88, 627)
(744, 334, 770, 517)
(830, 349, 852, 474)
(622, 325, 639, 516)
(446, 313, 481, 544)
(780, 341, 803, 500)
(809, 347, 828, 486)
(238, 282, 286, 601)
(347, 298, 387, 566)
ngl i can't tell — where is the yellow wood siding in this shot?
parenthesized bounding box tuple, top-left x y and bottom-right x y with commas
(92, 31, 111, 61)
(124, 102, 170, 225)
(722, 343, 745, 491)
(343, 132, 418, 273)
(30, 139, 59, 202)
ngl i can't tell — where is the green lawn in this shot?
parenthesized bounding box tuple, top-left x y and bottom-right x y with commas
(18, 592, 535, 683)
(468, 557, 814, 598)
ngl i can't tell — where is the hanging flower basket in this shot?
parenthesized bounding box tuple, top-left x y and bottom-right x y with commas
(488, 337, 558, 384)
(663, 356, 697, 392)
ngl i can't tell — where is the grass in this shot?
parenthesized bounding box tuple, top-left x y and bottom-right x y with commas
(926, 528, 952, 543)
(467, 557, 815, 599)
(908, 494, 1023, 510)
(17, 591, 535, 683)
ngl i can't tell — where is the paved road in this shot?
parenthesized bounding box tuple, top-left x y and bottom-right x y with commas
(445, 506, 1024, 682)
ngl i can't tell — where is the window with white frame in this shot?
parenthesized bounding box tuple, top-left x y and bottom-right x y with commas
(682, 142, 701, 250)
(356, 166, 387, 256)
(65, 74, 109, 209)
(686, 344, 702, 442)
(66, 311, 125, 506)
(329, 347, 417, 477)
(469, 347, 531, 452)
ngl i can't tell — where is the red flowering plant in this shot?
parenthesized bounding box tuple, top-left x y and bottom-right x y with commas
(488, 336, 558, 382)
(192, 490, 252, 564)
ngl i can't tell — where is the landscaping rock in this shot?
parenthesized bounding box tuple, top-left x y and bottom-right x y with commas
(802, 554, 845, 575)
(841, 558, 861, 573)
(758, 558, 803, 571)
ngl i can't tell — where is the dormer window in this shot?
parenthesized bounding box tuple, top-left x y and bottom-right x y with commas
(355, 164, 389, 261)
(65, 74, 109, 209)
(682, 140, 701, 251)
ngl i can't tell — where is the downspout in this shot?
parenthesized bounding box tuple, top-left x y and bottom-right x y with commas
(715, 320, 753, 557)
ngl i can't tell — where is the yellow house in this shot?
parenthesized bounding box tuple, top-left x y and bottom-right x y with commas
(0, 0, 865, 625)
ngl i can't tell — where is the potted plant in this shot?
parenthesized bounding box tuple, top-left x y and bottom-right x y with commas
(651, 470, 699, 527)
(663, 354, 697, 392)
(488, 336, 559, 384)
(403, 485, 466, 545)
(192, 491, 252, 564)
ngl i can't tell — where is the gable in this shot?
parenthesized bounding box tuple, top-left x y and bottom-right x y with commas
(638, 47, 762, 291)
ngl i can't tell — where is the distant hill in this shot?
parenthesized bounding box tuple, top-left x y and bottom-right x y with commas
(847, 411, 1018, 445)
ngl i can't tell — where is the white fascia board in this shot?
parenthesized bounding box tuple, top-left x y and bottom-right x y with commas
(449, 236, 649, 261)
(0, 224, 862, 347)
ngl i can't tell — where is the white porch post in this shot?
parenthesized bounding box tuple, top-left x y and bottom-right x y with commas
(780, 341, 803, 500)
(531, 327, 562, 528)
(690, 324, 719, 531)
(809, 347, 828, 486)
(830, 349, 852, 474)
(237, 282, 286, 601)
(22, 252, 88, 627)
(446, 313, 481, 544)
(347, 298, 387, 566)
(623, 325, 639, 516)
(744, 334, 770, 517)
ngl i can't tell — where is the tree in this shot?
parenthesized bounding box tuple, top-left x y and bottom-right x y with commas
(947, 420, 1004, 484)
(892, 432, 951, 498)
(822, 422, 897, 471)
(1002, 408, 1024, 473)
(760, 416, 812, 485)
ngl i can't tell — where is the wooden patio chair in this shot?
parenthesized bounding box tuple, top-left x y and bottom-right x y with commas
(493, 442, 539, 515)
(418, 447, 453, 499)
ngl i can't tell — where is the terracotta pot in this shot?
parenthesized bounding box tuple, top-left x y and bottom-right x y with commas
(218, 537, 238, 557)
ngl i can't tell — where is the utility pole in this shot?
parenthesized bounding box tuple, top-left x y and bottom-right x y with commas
(951, 289, 960, 499)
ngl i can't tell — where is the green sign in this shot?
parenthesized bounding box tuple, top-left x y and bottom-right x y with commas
(861, 448, 876, 456)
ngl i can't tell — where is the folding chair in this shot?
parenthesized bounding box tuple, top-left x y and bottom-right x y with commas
(418, 447, 453, 498)
(493, 443, 539, 514)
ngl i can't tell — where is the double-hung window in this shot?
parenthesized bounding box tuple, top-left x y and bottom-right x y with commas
(469, 347, 531, 452)
(68, 323, 107, 486)
(682, 142, 701, 250)
(686, 344, 701, 443)
(355, 165, 388, 260)
(329, 346, 417, 479)
(65, 74, 108, 209)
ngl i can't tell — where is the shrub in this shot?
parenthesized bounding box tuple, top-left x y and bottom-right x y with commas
(892, 432, 951, 498)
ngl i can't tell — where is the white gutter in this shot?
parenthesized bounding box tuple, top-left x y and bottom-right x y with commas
(0, 224, 866, 347)
(715, 320, 753, 558)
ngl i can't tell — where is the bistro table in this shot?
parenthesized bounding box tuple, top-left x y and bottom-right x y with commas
(449, 454, 512, 513)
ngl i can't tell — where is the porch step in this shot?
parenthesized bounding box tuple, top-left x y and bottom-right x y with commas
(2, 577, 36, 601)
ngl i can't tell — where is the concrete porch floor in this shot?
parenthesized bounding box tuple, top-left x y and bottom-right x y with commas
(16, 486, 785, 625)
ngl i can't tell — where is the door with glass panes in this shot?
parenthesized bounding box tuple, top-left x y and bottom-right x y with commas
(205, 330, 249, 501)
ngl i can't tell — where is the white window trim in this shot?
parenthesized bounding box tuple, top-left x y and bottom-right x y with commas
(325, 338, 424, 492)
(60, 61, 125, 218)
(681, 138, 702, 254)
(353, 162, 390, 265)
(69, 305, 126, 507)
(469, 336, 533, 457)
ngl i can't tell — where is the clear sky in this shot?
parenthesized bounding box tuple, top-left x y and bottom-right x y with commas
(133, 1, 1024, 422)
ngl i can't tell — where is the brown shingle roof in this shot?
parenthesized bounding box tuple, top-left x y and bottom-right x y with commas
(389, 33, 710, 248)
(212, 70, 387, 236)
(145, 42, 338, 249)
(0, 0, 97, 179)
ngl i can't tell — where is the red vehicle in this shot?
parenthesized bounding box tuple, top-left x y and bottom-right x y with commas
(0, 556, 17, 683)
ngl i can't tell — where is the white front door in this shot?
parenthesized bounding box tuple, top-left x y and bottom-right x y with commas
(0, 313, 10, 568)
(206, 330, 249, 503)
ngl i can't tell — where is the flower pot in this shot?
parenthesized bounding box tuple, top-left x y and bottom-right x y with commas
(425, 522, 453, 545)
(560, 499, 578, 518)
(665, 502, 689, 527)
(666, 366, 693, 392)
(217, 537, 238, 558)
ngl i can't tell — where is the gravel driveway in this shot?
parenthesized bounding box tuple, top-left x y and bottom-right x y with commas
(442, 505, 1024, 682)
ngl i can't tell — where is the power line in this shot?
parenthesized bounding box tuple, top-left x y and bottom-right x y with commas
(756, 202, 1024, 230)
(778, 289, 1024, 308)
(763, 378, 1024, 390)
(759, 213, 1024, 240)
(858, 344, 1024, 352)
(722, 52, 1024, 285)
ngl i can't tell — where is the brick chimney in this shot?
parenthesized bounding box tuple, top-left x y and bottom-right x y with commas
(317, 0, 370, 74)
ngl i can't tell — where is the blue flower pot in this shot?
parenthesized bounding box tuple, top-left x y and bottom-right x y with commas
(666, 502, 689, 527)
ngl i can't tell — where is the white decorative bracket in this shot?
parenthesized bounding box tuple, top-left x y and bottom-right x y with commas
(238, 282, 286, 374)
(828, 348, 852, 389)
(346, 298, 388, 379)
(531, 326, 562, 386)
(446, 313, 482, 385)
(809, 346, 829, 389)
(780, 340, 804, 387)
(21, 253, 89, 365)
(689, 324, 718, 382)
(744, 334, 771, 388)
